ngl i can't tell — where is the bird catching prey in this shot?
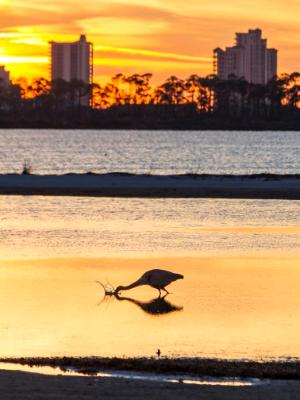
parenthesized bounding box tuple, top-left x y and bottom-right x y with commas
(114, 269, 184, 296)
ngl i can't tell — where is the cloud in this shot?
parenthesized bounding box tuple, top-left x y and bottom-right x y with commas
(94, 45, 211, 63)
(1, 0, 300, 80)
(0, 55, 47, 64)
(78, 17, 168, 36)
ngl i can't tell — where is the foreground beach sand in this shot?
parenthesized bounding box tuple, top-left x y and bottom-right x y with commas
(1, 369, 300, 400)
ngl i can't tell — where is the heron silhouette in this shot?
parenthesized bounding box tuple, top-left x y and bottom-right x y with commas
(115, 293, 183, 315)
(115, 269, 184, 296)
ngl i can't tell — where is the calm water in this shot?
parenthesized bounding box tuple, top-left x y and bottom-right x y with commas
(0, 129, 299, 360)
(0, 129, 299, 175)
(0, 196, 300, 359)
(0, 196, 300, 259)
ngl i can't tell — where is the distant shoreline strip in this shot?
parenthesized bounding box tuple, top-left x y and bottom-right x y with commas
(2, 356, 300, 380)
(0, 173, 299, 199)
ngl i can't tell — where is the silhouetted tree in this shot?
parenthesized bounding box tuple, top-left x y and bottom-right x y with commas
(1, 71, 300, 129)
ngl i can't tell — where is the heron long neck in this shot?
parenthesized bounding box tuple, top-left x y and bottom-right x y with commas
(120, 278, 144, 291)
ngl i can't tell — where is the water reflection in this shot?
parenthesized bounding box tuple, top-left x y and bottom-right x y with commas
(1, 257, 300, 358)
(100, 294, 183, 316)
(1, 196, 300, 259)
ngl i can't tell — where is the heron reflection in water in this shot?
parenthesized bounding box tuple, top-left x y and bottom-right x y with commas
(114, 293, 183, 316)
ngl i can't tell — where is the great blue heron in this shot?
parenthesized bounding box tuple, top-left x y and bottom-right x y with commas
(115, 269, 184, 296)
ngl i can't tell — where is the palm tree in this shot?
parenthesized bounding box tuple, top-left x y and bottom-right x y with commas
(266, 76, 285, 118)
(199, 75, 219, 113)
(154, 76, 186, 105)
(68, 79, 91, 108)
(286, 72, 300, 112)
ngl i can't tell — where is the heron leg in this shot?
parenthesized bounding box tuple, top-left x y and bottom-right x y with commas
(163, 287, 170, 295)
(158, 288, 162, 297)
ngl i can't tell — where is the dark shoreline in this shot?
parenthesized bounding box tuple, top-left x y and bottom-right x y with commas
(3, 369, 300, 400)
(1, 119, 300, 131)
(0, 173, 299, 199)
(1, 126, 300, 131)
(2, 357, 300, 380)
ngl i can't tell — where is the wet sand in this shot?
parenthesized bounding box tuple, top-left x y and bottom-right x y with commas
(0, 173, 299, 199)
(1, 369, 300, 400)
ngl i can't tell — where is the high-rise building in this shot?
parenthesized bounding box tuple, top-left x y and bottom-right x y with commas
(0, 66, 10, 86)
(50, 34, 93, 105)
(213, 29, 277, 84)
(266, 48, 278, 84)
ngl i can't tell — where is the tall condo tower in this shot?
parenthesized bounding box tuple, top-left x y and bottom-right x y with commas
(0, 66, 10, 86)
(213, 29, 277, 84)
(50, 35, 93, 105)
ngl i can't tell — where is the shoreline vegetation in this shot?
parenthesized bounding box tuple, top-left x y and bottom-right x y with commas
(2, 357, 300, 380)
(1, 73, 300, 130)
(0, 173, 299, 199)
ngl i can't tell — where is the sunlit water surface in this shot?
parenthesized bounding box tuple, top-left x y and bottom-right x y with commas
(0, 196, 299, 360)
(0, 196, 300, 259)
(0, 129, 299, 175)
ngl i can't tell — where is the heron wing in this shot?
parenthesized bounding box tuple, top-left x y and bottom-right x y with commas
(144, 269, 180, 288)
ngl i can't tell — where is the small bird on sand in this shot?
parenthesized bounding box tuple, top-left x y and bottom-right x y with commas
(156, 349, 161, 357)
(115, 269, 184, 296)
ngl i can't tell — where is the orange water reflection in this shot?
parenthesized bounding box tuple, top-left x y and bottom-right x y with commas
(0, 256, 299, 360)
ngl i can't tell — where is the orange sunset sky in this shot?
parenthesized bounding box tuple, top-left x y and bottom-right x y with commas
(0, 0, 299, 83)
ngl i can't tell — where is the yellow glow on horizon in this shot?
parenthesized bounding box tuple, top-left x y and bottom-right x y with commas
(95, 45, 212, 63)
(79, 17, 168, 36)
(94, 57, 210, 69)
(0, 56, 48, 64)
(13, 38, 48, 46)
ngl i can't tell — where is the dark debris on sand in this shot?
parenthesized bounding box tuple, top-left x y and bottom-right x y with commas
(2, 357, 300, 380)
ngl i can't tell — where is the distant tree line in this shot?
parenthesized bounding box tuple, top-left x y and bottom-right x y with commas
(0, 72, 300, 129)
